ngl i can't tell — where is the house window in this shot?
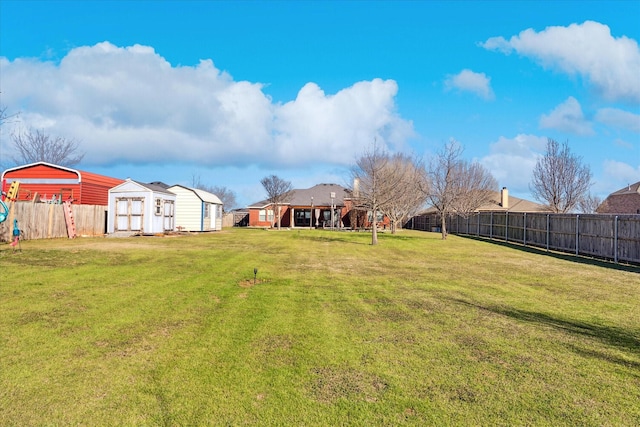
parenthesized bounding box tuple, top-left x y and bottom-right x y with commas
(259, 209, 274, 222)
(155, 198, 162, 216)
(367, 211, 384, 222)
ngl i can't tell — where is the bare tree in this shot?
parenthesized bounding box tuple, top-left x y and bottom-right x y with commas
(209, 186, 237, 213)
(378, 153, 430, 234)
(350, 143, 400, 245)
(450, 162, 498, 216)
(260, 175, 293, 230)
(427, 140, 497, 239)
(578, 192, 602, 214)
(530, 138, 592, 213)
(0, 103, 19, 126)
(11, 128, 84, 167)
(0, 105, 10, 126)
(190, 175, 238, 213)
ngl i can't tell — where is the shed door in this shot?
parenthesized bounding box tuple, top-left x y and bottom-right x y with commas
(163, 200, 174, 231)
(115, 197, 144, 232)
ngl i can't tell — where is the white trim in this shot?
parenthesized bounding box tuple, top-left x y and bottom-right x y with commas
(1, 161, 83, 182)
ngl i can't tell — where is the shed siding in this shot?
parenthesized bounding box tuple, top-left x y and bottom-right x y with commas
(2, 163, 123, 205)
(107, 180, 176, 234)
(174, 190, 203, 231)
(167, 185, 223, 232)
(79, 182, 114, 205)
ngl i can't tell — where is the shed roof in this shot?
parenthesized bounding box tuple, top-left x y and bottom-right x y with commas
(168, 185, 223, 205)
(110, 179, 176, 195)
(2, 161, 123, 186)
(135, 181, 177, 195)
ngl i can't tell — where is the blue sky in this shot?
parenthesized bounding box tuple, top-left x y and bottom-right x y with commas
(1, 1, 639, 208)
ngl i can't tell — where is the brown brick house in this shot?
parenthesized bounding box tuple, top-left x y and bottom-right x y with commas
(596, 182, 640, 214)
(247, 183, 390, 229)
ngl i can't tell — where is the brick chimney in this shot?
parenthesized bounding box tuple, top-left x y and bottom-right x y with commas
(501, 187, 509, 209)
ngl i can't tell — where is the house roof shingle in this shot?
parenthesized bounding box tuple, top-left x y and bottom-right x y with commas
(596, 181, 640, 214)
(248, 183, 349, 208)
(421, 188, 552, 214)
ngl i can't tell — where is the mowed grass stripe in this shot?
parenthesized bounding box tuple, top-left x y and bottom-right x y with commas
(1, 228, 638, 425)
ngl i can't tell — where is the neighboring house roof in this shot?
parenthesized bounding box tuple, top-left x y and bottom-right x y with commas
(167, 185, 223, 205)
(596, 181, 640, 214)
(477, 192, 551, 213)
(421, 188, 552, 214)
(248, 183, 349, 209)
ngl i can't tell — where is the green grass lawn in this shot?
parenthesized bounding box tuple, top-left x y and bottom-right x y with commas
(1, 228, 639, 426)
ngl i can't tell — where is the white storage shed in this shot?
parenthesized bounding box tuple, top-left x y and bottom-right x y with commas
(167, 185, 223, 232)
(107, 180, 176, 235)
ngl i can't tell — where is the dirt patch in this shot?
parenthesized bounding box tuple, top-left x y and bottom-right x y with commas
(238, 279, 270, 288)
(309, 366, 388, 403)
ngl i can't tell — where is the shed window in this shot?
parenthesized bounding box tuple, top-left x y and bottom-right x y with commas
(204, 204, 210, 218)
(155, 198, 162, 216)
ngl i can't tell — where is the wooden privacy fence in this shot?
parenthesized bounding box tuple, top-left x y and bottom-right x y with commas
(0, 202, 107, 242)
(409, 212, 640, 265)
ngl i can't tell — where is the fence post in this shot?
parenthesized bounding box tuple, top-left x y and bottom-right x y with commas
(546, 214, 550, 252)
(477, 213, 480, 236)
(614, 215, 618, 264)
(575, 214, 580, 256)
(490, 212, 493, 240)
(523, 212, 527, 246)
(505, 212, 509, 243)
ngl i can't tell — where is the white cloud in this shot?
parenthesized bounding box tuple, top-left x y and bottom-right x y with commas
(0, 42, 414, 168)
(539, 97, 594, 136)
(273, 80, 414, 165)
(595, 108, 640, 133)
(480, 134, 547, 192)
(444, 69, 494, 100)
(481, 21, 640, 103)
(603, 159, 640, 184)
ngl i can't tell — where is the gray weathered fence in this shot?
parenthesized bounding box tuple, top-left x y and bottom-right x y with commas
(409, 212, 640, 265)
(0, 202, 107, 242)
